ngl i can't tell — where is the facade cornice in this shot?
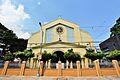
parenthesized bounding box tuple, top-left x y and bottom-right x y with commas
(32, 41, 86, 49)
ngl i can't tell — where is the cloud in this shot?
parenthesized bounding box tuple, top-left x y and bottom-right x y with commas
(0, 0, 30, 39)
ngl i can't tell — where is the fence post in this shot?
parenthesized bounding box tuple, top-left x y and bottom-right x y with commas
(94, 60, 101, 76)
(112, 60, 120, 76)
(76, 61, 81, 76)
(40, 61, 43, 76)
(19, 61, 26, 76)
(58, 61, 62, 76)
(1, 61, 9, 75)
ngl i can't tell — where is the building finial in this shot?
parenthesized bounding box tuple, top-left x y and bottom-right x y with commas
(58, 15, 62, 19)
(39, 22, 42, 30)
(39, 22, 42, 26)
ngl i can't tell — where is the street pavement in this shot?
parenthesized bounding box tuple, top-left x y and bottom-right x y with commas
(0, 76, 120, 80)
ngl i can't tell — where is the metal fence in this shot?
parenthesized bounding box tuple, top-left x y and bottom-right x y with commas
(8, 62, 21, 68)
(100, 61, 114, 68)
(0, 60, 4, 68)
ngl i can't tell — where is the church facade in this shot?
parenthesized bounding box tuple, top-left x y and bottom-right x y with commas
(27, 18, 94, 68)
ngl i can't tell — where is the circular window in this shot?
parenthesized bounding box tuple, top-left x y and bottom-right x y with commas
(56, 27, 63, 34)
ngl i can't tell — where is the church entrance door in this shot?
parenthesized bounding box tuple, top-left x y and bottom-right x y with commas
(52, 51, 65, 63)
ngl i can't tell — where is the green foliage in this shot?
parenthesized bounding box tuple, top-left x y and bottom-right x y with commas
(3, 52, 14, 61)
(64, 49, 81, 62)
(0, 23, 27, 54)
(41, 51, 51, 63)
(110, 17, 120, 36)
(71, 53, 81, 62)
(0, 23, 18, 45)
(15, 50, 34, 61)
(106, 50, 120, 61)
(84, 52, 104, 61)
(85, 48, 104, 61)
(51, 54, 57, 63)
(86, 48, 95, 53)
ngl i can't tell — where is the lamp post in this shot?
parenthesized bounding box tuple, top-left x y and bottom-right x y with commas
(37, 22, 44, 77)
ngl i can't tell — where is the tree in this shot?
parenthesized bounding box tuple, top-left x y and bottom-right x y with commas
(84, 52, 104, 61)
(64, 49, 81, 62)
(0, 23, 18, 46)
(110, 17, 120, 36)
(71, 53, 81, 62)
(106, 50, 120, 61)
(85, 48, 104, 61)
(86, 48, 95, 53)
(10, 39, 28, 53)
(3, 51, 14, 61)
(51, 54, 57, 63)
(0, 23, 27, 54)
(15, 50, 34, 61)
(41, 51, 51, 63)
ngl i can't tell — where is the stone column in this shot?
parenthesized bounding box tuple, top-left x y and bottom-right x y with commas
(66, 60, 69, 69)
(70, 61, 73, 69)
(30, 58, 33, 68)
(33, 58, 37, 68)
(45, 61, 48, 68)
(81, 58, 85, 68)
(89, 59, 92, 64)
(85, 58, 89, 68)
(48, 60, 51, 69)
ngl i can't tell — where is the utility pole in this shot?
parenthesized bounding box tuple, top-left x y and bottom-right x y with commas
(37, 22, 44, 77)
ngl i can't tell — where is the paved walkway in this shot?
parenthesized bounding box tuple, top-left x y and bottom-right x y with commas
(0, 76, 120, 80)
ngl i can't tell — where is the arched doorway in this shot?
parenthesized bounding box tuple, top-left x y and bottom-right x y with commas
(51, 51, 66, 63)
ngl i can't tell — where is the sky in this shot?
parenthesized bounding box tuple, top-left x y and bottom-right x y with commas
(0, 0, 120, 46)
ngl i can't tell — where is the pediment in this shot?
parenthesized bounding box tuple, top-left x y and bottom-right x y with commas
(42, 18, 79, 30)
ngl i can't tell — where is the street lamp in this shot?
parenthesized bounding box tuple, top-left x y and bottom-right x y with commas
(37, 22, 44, 77)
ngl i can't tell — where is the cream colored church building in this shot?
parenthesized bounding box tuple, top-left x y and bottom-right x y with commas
(27, 18, 94, 68)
